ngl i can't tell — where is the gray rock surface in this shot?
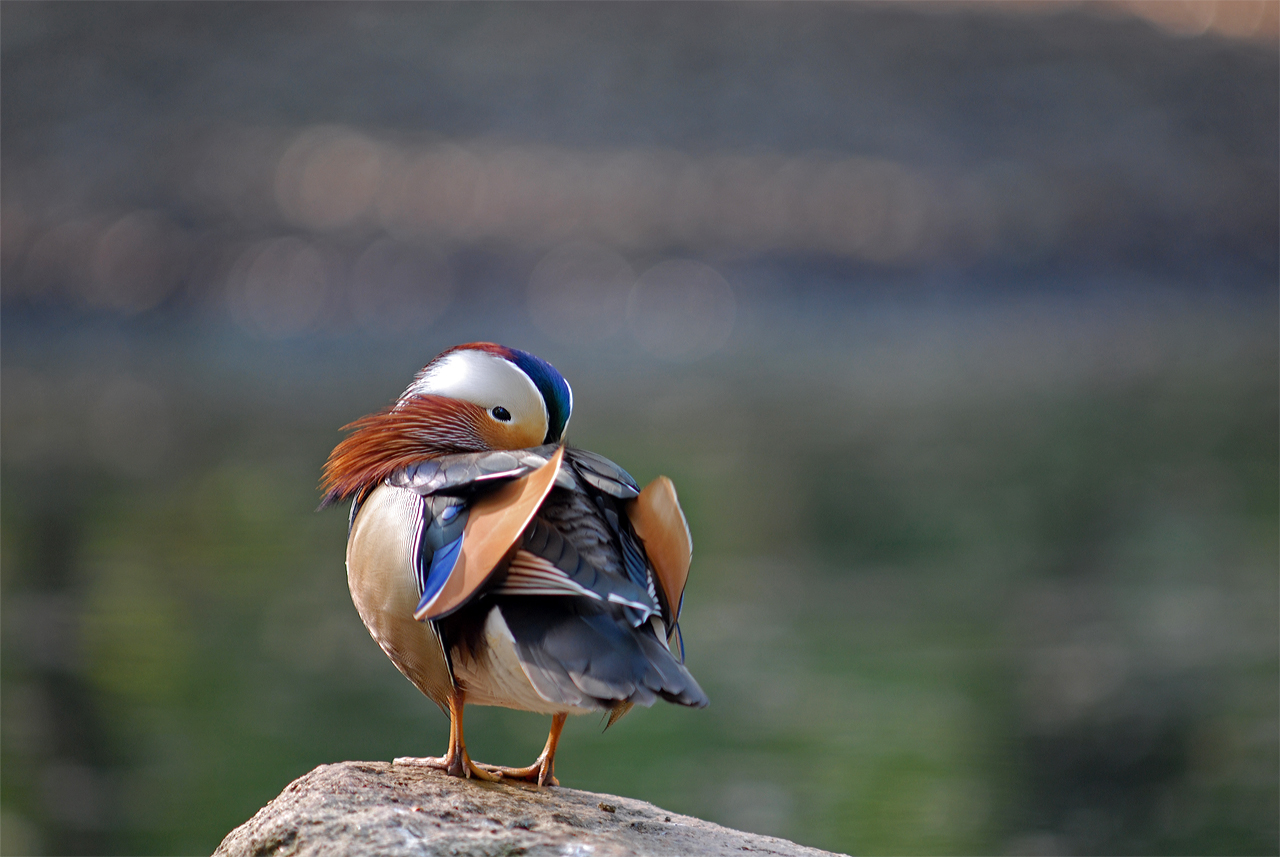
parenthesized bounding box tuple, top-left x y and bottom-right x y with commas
(213, 760, 843, 857)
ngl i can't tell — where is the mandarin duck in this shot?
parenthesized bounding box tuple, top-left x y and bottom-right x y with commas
(321, 343, 706, 786)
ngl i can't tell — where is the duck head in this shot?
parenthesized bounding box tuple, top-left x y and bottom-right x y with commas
(321, 343, 572, 504)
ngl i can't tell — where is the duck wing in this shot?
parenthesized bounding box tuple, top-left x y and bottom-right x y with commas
(373, 445, 659, 625)
(411, 446, 564, 621)
(370, 444, 706, 711)
(483, 467, 706, 710)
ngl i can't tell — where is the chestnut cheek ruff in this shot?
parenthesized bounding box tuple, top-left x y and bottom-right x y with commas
(321, 395, 490, 506)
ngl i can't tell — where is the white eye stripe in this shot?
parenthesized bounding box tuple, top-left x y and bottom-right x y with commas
(497, 357, 549, 429)
(405, 350, 548, 445)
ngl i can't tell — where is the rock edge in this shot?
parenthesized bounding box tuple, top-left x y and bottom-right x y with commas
(213, 760, 845, 857)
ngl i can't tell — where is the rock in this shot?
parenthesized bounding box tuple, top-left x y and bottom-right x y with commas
(213, 760, 844, 857)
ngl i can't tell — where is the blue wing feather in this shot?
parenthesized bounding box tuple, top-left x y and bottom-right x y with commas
(386, 446, 665, 627)
(413, 494, 470, 613)
(417, 533, 462, 613)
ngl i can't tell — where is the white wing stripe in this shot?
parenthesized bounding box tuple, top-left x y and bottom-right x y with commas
(495, 550, 603, 600)
(607, 592, 651, 612)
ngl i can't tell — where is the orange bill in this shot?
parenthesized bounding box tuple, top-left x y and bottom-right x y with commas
(414, 445, 565, 621)
(627, 476, 691, 623)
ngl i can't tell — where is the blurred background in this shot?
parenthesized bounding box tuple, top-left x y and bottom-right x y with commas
(1, 3, 1276, 855)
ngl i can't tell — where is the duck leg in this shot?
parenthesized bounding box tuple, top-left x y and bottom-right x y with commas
(487, 713, 567, 786)
(394, 690, 501, 781)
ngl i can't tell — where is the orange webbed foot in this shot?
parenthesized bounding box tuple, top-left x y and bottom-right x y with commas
(488, 712, 567, 787)
(394, 752, 502, 782)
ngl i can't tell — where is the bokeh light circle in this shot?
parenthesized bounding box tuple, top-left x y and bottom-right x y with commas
(626, 259, 735, 361)
(225, 237, 331, 338)
(349, 239, 455, 334)
(527, 241, 634, 345)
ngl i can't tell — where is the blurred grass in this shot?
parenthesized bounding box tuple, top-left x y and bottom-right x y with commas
(1, 3, 1275, 854)
(2, 298, 1275, 855)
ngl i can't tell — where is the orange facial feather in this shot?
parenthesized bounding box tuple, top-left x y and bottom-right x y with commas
(320, 395, 490, 506)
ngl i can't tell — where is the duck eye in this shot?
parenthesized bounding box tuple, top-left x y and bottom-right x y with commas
(491, 406, 512, 422)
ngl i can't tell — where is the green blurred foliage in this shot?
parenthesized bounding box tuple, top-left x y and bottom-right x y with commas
(2, 3, 1276, 854)
(2, 305, 1275, 856)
